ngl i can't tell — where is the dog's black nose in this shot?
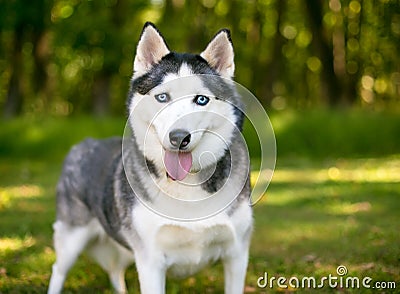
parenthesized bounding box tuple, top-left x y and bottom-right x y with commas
(169, 129, 191, 149)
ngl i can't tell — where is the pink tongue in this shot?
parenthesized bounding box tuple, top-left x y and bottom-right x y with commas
(164, 150, 192, 181)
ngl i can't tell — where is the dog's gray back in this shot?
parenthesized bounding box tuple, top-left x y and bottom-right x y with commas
(56, 137, 133, 247)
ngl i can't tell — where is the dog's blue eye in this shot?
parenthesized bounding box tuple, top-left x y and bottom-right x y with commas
(155, 93, 170, 103)
(194, 95, 210, 106)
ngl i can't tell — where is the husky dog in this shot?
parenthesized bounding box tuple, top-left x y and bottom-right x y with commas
(48, 22, 252, 294)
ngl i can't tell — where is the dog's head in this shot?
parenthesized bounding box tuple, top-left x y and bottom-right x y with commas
(128, 22, 244, 182)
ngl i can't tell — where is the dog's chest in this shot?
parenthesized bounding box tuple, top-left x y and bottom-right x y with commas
(133, 205, 236, 277)
(157, 223, 234, 277)
(157, 223, 233, 254)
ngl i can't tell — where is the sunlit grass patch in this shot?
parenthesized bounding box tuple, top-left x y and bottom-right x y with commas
(251, 156, 400, 186)
(327, 201, 372, 215)
(0, 185, 43, 209)
(0, 236, 36, 254)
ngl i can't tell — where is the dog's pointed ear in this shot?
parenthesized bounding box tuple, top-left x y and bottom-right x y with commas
(134, 22, 170, 75)
(201, 29, 235, 78)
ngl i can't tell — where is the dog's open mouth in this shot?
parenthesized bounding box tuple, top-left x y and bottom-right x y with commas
(164, 150, 192, 181)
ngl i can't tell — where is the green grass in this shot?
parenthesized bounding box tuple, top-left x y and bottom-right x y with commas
(245, 108, 400, 158)
(0, 110, 399, 293)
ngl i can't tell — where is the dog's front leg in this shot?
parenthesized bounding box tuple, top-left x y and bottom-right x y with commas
(135, 252, 166, 294)
(223, 247, 249, 294)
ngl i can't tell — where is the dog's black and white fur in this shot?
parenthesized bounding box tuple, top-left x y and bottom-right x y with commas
(48, 22, 252, 294)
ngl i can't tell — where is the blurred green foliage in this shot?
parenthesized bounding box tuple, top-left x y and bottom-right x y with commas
(0, 0, 399, 117)
(1, 110, 399, 161)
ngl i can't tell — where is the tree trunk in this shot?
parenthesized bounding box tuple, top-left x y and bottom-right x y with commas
(304, 0, 343, 106)
(261, 0, 286, 106)
(3, 31, 24, 118)
(92, 74, 111, 116)
(32, 32, 48, 97)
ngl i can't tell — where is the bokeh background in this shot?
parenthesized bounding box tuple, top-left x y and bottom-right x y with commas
(1, 0, 399, 292)
(1, 0, 399, 116)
